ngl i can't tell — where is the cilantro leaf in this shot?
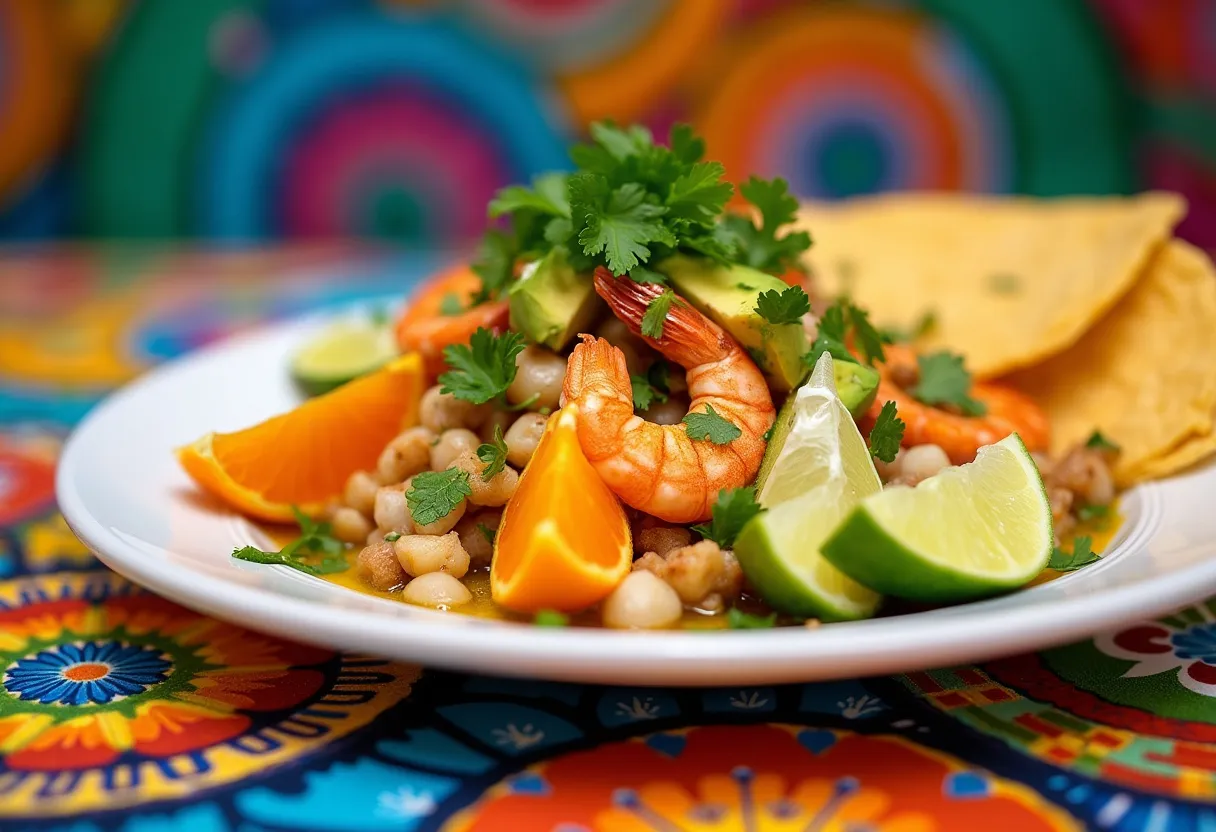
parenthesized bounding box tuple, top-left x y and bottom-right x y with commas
(869, 401, 905, 463)
(648, 360, 672, 394)
(574, 178, 674, 276)
(641, 289, 676, 339)
(406, 468, 472, 527)
(1076, 502, 1110, 523)
(682, 404, 741, 444)
(488, 172, 570, 219)
(231, 507, 348, 575)
(470, 229, 517, 305)
(476, 522, 497, 545)
(1085, 431, 1121, 453)
(725, 177, 813, 275)
(727, 608, 778, 629)
(668, 122, 705, 164)
(534, 609, 569, 628)
(804, 302, 853, 366)
(630, 373, 667, 411)
(912, 352, 987, 417)
(755, 285, 811, 326)
(477, 425, 509, 480)
(692, 487, 764, 549)
(1049, 536, 1100, 572)
(439, 328, 526, 405)
(666, 161, 733, 224)
(848, 303, 885, 365)
(628, 265, 668, 285)
(383, 531, 402, 542)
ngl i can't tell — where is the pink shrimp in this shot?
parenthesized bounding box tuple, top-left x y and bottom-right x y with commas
(560, 268, 775, 523)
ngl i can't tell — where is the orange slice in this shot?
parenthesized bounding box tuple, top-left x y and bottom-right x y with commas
(492, 405, 632, 613)
(177, 353, 424, 523)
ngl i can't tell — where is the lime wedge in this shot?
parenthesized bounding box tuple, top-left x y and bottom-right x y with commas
(734, 353, 883, 621)
(822, 433, 1052, 603)
(291, 319, 398, 396)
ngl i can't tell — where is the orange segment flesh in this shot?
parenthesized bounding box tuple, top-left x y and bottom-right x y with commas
(176, 353, 424, 523)
(492, 405, 632, 613)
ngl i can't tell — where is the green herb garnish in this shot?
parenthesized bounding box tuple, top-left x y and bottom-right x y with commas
(1085, 431, 1121, 453)
(1049, 536, 1100, 572)
(682, 404, 741, 445)
(868, 401, 905, 464)
(439, 328, 526, 405)
(755, 285, 811, 326)
(727, 608, 778, 629)
(406, 469, 472, 527)
(231, 507, 348, 575)
(534, 609, 570, 628)
(692, 487, 764, 549)
(477, 425, 509, 480)
(719, 176, 812, 275)
(912, 352, 987, 417)
(641, 289, 676, 339)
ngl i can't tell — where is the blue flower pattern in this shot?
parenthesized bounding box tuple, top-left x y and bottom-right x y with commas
(1170, 624, 1216, 664)
(5, 641, 172, 706)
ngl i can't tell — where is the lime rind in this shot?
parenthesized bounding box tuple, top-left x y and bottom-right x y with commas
(291, 320, 397, 396)
(821, 433, 1053, 603)
(735, 353, 884, 621)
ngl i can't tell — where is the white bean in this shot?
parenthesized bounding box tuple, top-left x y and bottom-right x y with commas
(373, 484, 412, 533)
(376, 426, 436, 484)
(642, 395, 689, 426)
(394, 532, 470, 578)
(343, 470, 380, 515)
(331, 506, 373, 544)
(601, 571, 683, 629)
(454, 509, 501, 566)
(411, 497, 467, 536)
(899, 444, 951, 484)
(420, 385, 489, 432)
(401, 572, 472, 609)
(430, 429, 480, 472)
(356, 541, 407, 591)
(504, 412, 548, 468)
(451, 451, 519, 507)
(506, 345, 566, 410)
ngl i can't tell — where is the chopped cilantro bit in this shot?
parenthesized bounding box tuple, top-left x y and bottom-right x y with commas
(231, 507, 348, 575)
(1085, 431, 1121, 453)
(534, 609, 569, 628)
(803, 302, 853, 366)
(692, 487, 764, 549)
(912, 352, 987, 417)
(988, 273, 1021, 294)
(762, 425, 774, 442)
(630, 373, 668, 411)
(477, 425, 509, 480)
(384, 531, 402, 542)
(755, 285, 811, 326)
(1049, 536, 1100, 572)
(727, 608, 778, 629)
(1076, 502, 1110, 523)
(476, 522, 497, 546)
(682, 404, 741, 444)
(439, 292, 464, 316)
(406, 469, 472, 527)
(641, 289, 676, 339)
(439, 328, 526, 405)
(869, 401, 905, 464)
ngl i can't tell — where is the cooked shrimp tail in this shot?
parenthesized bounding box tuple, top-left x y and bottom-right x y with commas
(593, 267, 728, 367)
(562, 270, 776, 523)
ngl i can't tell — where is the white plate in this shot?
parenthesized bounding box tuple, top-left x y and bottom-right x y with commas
(57, 310, 1216, 686)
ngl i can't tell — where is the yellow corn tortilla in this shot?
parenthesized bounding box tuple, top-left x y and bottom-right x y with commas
(1007, 240, 1216, 486)
(798, 191, 1185, 378)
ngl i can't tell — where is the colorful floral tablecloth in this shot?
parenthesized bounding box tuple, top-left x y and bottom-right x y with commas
(3, 247, 1216, 831)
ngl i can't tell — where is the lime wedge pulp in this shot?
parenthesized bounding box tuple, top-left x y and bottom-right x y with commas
(291, 319, 398, 396)
(734, 353, 883, 621)
(821, 433, 1052, 603)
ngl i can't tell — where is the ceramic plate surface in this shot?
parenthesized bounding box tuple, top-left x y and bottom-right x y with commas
(57, 310, 1216, 686)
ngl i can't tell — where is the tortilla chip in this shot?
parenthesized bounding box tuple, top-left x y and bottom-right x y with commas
(799, 192, 1185, 378)
(1007, 240, 1216, 486)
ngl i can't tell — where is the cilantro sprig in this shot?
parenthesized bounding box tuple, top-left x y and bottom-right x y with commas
(719, 176, 812, 275)
(231, 507, 348, 576)
(912, 352, 987, 417)
(868, 401, 905, 464)
(804, 300, 885, 367)
(631, 361, 672, 411)
(682, 404, 741, 444)
(693, 487, 764, 549)
(406, 469, 472, 527)
(1049, 536, 1100, 572)
(1085, 431, 1121, 454)
(755, 285, 811, 326)
(439, 328, 526, 405)
(477, 425, 509, 480)
(727, 608, 778, 629)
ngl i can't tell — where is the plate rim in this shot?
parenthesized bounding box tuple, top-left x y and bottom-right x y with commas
(53, 314, 1216, 687)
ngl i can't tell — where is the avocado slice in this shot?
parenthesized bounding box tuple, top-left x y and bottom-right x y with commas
(508, 248, 602, 351)
(657, 255, 809, 391)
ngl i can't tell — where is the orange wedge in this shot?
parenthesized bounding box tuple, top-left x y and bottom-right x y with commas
(491, 405, 632, 613)
(177, 353, 424, 523)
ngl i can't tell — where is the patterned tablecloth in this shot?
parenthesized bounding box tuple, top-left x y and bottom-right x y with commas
(3, 247, 1216, 832)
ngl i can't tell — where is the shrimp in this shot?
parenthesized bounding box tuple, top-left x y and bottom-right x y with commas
(865, 344, 1050, 465)
(560, 268, 775, 523)
(395, 264, 510, 378)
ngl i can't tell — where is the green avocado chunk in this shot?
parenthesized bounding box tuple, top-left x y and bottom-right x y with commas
(657, 254, 809, 391)
(508, 247, 602, 351)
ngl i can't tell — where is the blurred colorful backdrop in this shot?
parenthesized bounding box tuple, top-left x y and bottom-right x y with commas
(2, 0, 1214, 249)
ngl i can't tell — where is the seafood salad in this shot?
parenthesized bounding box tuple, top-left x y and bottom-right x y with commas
(178, 122, 1216, 629)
